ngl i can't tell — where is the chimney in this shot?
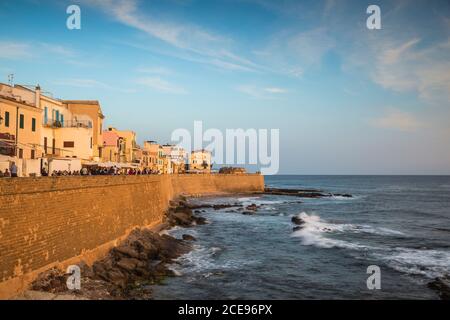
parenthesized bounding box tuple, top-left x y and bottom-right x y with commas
(35, 84, 41, 108)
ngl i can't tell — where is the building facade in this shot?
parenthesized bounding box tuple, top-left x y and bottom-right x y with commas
(189, 149, 212, 173)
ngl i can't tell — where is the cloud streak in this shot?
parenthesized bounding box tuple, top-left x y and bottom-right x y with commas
(136, 76, 187, 94)
(371, 109, 424, 132)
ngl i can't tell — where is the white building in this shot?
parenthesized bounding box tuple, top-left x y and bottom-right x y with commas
(189, 149, 211, 173)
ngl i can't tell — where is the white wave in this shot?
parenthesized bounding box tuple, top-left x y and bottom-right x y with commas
(375, 248, 450, 279)
(291, 212, 375, 249)
(330, 195, 364, 201)
(170, 244, 256, 274)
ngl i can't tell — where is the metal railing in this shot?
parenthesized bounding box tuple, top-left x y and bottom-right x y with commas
(43, 118, 92, 129)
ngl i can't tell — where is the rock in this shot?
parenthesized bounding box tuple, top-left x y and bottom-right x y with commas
(242, 211, 256, 215)
(113, 245, 140, 259)
(333, 193, 353, 198)
(428, 277, 450, 300)
(170, 211, 193, 226)
(116, 258, 142, 272)
(293, 226, 302, 231)
(182, 234, 196, 241)
(213, 204, 240, 210)
(194, 216, 207, 225)
(245, 203, 258, 211)
(291, 216, 305, 225)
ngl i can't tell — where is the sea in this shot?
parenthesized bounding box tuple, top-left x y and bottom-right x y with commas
(152, 175, 450, 299)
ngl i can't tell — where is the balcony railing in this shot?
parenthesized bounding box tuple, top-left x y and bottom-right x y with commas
(43, 119, 93, 129)
(0, 133, 16, 157)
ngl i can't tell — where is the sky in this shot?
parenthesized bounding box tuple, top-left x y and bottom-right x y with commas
(0, 0, 449, 174)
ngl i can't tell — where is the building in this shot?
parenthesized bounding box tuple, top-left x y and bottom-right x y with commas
(0, 83, 96, 161)
(189, 149, 212, 173)
(63, 100, 105, 161)
(162, 144, 186, 174)
(142, 141, 163, 173)
(102, 130, 122, 162)
(106, 127, 138, 164)
(0, 92, 42, 161)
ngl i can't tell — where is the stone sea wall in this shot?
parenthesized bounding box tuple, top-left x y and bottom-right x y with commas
(0, 174, 264, 298)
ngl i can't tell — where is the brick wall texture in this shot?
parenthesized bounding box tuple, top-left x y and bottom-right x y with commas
(0, 174, 264, 297)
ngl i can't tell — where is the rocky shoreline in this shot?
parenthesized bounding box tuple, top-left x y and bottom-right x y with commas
(17, 197, 208, 300)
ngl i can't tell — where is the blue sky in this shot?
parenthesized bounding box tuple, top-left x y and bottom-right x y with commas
(0, 0, 449, 174)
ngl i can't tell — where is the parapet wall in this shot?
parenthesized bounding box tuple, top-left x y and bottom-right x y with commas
(0, 174, 264, 298)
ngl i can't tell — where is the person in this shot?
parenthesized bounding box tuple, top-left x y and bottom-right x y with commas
(10, 162, 18, 178)
(41, 167, 48, 177)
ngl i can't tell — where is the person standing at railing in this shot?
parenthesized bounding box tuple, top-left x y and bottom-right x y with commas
(10, 162, 18, 177)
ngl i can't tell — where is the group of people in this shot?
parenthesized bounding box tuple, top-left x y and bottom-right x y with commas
(37, 166, 160, 177)
(0, 162, 18, 178)
(0, 162, 162, 178)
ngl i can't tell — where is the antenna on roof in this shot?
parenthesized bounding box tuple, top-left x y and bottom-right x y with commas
(7, 74, 14, 86)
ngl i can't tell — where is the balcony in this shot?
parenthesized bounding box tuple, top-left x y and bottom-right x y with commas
(43, 118, 93, 129)
(0, 133, 16, 157)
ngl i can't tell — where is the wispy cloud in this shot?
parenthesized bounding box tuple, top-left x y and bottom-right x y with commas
(136, 76, 187, 94)
(0, 41, 31, 59)
(264, 87, 288, 94)
(371, 109, 424, 132)
(87, 0, 262, 73)
(371, 37, 450, 103)
(136, 66, 174, 76)
(237, 85, 287, 99)
(53, 78, 136, 93)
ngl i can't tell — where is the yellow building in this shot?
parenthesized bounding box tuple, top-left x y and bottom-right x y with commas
(0, 84, 96, 161)
(143, 141, 164, 173)
(0, 94, 42, 160)
(63, 100, 105, 161)
(106, 127, 139, 164)
(189, 149, 212, 173)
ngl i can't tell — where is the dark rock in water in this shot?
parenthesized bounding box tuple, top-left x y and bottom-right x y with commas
(213, 203, 242, 210)
(332, 193, 353, 198)
(245, 203, 259, 211)
(293, 226, 302, 231)
(263, 187, 353, 199)
(242, 211, 256, 215)
(428, 277, 450, 300)
(182, 234, 197, 241)
(291, 216, 305, 225)
(194, 216, 207, 225)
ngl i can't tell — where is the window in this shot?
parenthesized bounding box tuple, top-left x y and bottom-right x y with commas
(52, 139, 55, 154)
(44, 107, 48, 124)
(90, 137, 93, 149)
(63, 141, 75, 148)
(32, 118, 36, 132)
(31, 150, 35, 159)
(60, 114, 64, 126)
(19, 114, 24, 129)
(4, 111, 9, 127)
(55, 110, 60, 122)
(44, 137, 48, 154)
(18, 148, 23, 159)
